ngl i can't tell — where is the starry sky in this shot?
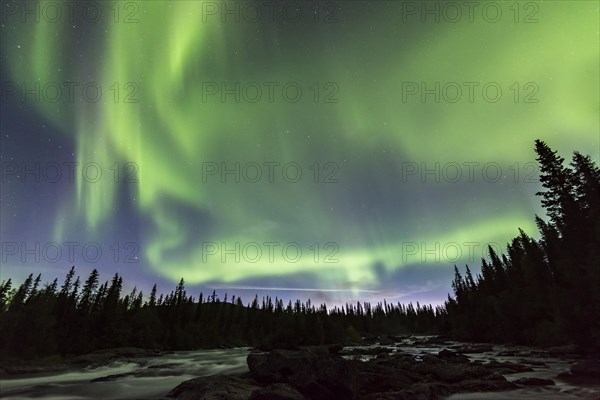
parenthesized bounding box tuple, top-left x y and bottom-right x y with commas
(1, 1, 598, 307)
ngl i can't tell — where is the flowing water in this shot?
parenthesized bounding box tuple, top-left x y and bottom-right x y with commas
(0, 348, 251, 400)
(1, 341, 598, 399)
(388, 338, 599, 400)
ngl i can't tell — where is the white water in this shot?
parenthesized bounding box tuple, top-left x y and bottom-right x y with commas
(0, 348, 251, 400)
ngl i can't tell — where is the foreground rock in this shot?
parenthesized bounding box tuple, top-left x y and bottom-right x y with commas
(514, 377, 555, 386)
(250, 383, 305, 400)
(168, 375, 261, 400)
(168, 346, 522, 400)
(449, 344, 494, 354)
(559, 359, 600, 384)
(570, 360, 600, 378)
(247, 347, 359, 400)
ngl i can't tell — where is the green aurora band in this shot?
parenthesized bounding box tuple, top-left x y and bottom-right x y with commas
(3, 1, 598, 291)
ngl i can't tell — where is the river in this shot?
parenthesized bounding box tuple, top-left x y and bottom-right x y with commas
(1, 340, 598, 399)
(0, 348, 250, 400)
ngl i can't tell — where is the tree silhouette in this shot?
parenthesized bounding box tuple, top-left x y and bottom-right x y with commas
(444, 140, 600, 347)
(1, 141, 598, 358)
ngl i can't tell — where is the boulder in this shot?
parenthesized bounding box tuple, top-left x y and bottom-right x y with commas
(514, 377, 555, 386)
(420, 354, 444, 364)
(437, 349, 469, 363)
(438, 349, 457, 358)
(377, 336, 396, 346)
(456, 378, 518, 392)
(430, 364, 470, 383)
(247, 347, 359, 400)
(485, 360, 534, 373)
(451, 344, 493, 354)
(557, 370, 573, 379)
(396, 382, 452, 400)
(424, 363, 493, 384)
(90, 373, 129, 383)
(249, 383, 306, 400)
(247, 350, 314, 383)
(327, 344, 343, 354)
(167, 375, 260, 400)
(570, 360, 600, 378)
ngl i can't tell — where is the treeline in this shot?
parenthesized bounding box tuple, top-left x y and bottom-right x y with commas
(0, 267, 439, 358)
(1, 140, 597, 357)
(444, 140, 600, 347)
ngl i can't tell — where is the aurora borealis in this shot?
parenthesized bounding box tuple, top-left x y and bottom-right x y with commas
(0, 1, 598, 306)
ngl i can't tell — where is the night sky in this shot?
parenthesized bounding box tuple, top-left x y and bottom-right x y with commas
(1, 1, 598, 307)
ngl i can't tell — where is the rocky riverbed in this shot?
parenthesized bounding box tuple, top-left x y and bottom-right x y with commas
(1, 337, 599, 399)
(168, 340, 600, 400)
